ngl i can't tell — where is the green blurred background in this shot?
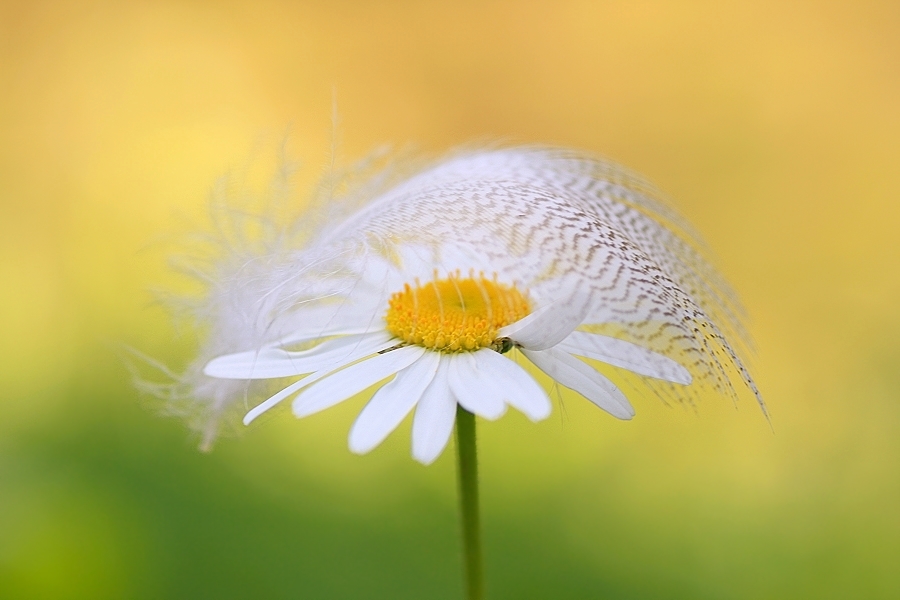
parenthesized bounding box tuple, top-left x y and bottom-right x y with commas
(2, 1, 898, 598)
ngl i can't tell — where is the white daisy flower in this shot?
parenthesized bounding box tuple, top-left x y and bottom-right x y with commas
(203, 265, 693, 464)
(187, 147, 762, 463)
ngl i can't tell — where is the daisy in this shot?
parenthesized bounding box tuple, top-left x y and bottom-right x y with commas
(156, 146, 762, 600)
(203, 266, 692, 464)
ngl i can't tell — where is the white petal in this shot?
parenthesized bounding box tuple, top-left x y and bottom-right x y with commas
(522, 347, 634, 420)
(470, 349, 552, 421)
(292, 345, 426, 417)
(242, 339, 393, 425)
(204, 332, 394, 379)
(557, 331, 692, 385)
(498, 300, 588, 350)
(243, 340, 396, 425)
(447, 352, 507, 420)
(243, 378, 309, 425)
(348, 351, 441, 454)
(411, 358, 458, 465)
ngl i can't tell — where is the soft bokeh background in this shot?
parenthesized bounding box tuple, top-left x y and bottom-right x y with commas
(2, 1, 898, 598)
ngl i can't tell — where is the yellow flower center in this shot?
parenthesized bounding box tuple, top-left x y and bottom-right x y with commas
(385, 274, 531, 352)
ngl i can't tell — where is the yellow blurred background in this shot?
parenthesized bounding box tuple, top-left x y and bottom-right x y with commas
(2, 1, 898, 598)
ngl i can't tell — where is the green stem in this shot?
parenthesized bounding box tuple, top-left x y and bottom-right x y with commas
(455, 405, 484, 600)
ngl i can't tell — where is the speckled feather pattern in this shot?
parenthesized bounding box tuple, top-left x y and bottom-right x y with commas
(306, 149, 760, 405)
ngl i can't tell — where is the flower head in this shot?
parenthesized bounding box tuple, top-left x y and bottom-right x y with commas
(171, 147, 763, 459)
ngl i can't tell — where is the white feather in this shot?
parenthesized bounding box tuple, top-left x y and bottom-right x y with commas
(155, 146, 764, 451)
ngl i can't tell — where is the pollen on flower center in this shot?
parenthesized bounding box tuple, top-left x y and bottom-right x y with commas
(385, 273, 531, 352)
